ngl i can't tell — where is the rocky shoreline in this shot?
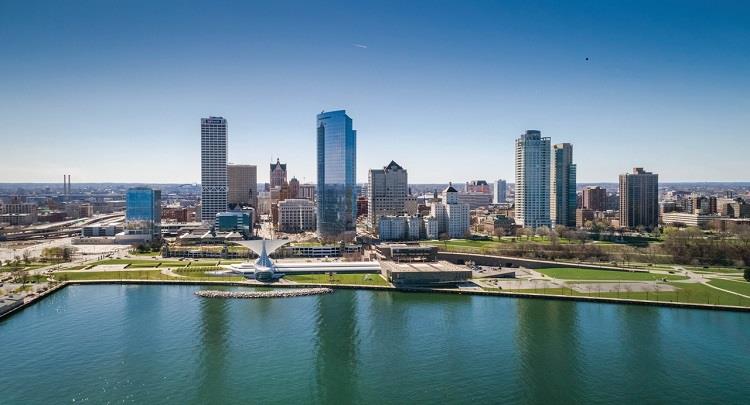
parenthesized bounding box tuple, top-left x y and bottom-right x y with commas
(195, 288, 334, 299)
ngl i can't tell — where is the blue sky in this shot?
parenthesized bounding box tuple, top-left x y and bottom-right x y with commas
(1, 0, 748, 183)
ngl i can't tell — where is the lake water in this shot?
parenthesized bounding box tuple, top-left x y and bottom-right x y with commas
(1, 285, 748, 404)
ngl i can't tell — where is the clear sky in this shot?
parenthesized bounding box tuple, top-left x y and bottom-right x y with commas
(1, 0, 748, 184)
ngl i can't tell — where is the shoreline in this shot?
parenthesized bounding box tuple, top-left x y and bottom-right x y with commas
(2, 278, 749, 321)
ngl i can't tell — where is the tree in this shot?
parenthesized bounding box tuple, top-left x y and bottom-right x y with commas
(22, 251, 31, 265)
(537, 226, 551, 240)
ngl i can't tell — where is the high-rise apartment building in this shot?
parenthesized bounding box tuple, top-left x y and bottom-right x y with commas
(495, 179, 507, 204)
(619, 167, 659, 229)
(201, 117, 228, 222)
(515, 130, 551, 228)
(551, 143, 576, 227)
(582, 186, 607, 211)
(368, 160, 408, 229)
(227, 164, 257, 209)
(125, 187, 162, 241)
(316, 110, 357, 239)
(270, 158, 288, 188)
(430, 185, 470, 238)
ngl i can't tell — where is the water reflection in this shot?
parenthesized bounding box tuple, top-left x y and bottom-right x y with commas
(314, 291, 359, 403)
(515, 299, 582, 403)
(616, 305, 664, 395)
(196, 296, 229, 401)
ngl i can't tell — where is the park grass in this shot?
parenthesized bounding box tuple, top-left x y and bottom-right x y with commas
(685, 266, 746, 274)
(708, 279, 750, 296)
(491, 282, 750, 307)
(174, 271, 245, 282)
(90, 259, 160, 266)
(53, 270, 175, 281)
(285, 273, 390, 286)
(534, 267, 687, 281)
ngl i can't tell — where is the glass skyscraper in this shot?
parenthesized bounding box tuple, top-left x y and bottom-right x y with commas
(316, 110, 357, 240)
(551, 143, 577, 227)
(125, 187, 162, 240)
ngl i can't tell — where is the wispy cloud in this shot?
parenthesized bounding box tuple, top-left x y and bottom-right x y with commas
(353, 43, 368, 49)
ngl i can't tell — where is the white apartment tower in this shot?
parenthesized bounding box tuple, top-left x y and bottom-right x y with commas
(430, 185, 470, 238)
(201, 117, 228, 222)
(368, 161, 408, 229)
(515, 130, 551, 228)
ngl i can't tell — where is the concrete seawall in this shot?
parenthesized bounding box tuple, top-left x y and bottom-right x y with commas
(2, 279, 748, 321)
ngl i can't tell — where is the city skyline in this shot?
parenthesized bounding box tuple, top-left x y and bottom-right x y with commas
(1, 1, 749, 183)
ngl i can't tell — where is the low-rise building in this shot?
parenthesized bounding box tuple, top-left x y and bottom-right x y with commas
(576, 209, 596, 228)
(380, 260, 472, 286)
(278, 199, 316, 233)
(284, 244, 362, 258)
(378, 215, 425, 241)
(479, 214, 516, 236)
(661, 212, 725, 229)
(374, 244, 438, 262)
(215, 211, 253, 236)
(82, 224, 123, 237)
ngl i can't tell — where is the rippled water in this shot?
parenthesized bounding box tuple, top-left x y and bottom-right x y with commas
(1, 285, 748, 403)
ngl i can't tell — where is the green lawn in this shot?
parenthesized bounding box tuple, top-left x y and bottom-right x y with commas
(494, 282, 750, 307)
(708, 279, 750, 296)
(174, 271, 245, 282)
(53, 270, 175, 281)
(534, 267, 687, 281)
(90, 259, 160, 266)
(285, 273, 390, 286)
(686, 266, 746, 274)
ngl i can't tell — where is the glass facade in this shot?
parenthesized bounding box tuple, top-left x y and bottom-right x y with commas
(125, 187, 161, 240)
(215, 211, 252, 236)
(316, 110, 357, 239)
(552, 143, 577, 227)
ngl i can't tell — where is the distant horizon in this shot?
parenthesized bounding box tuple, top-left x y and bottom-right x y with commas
(1, 1, 748, 183)
(2, 181, 750, 187)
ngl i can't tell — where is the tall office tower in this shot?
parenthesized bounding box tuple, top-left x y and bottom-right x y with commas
(582, 186, 608, 211)
(514, 130, 551, 228)
(270, 158, 288, 188)
(465, 180, 491, 194)
(288, 177, 300, 199)
(201, 117, 228, 222)
(227, 164, 257, 208)
(316, 110, 357, 240)
(368, 161, 408, 229)
(551, 143, 577, 227)
(619, 167, 659, 230)
(125, 187, 162, 241)
(495, 179, 507, 204)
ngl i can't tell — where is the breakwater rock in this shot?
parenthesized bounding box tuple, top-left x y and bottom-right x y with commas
(195, 288, 334, 299)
